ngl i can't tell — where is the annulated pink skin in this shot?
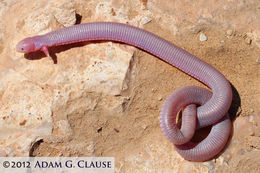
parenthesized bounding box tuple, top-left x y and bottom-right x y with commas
(160, 86, 231, 161)
(16, 22, 232, 161)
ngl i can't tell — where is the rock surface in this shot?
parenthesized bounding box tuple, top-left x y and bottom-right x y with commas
(0, 0, 259, 172)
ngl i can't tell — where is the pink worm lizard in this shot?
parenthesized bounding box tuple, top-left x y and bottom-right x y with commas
(16, 22, 232, 161)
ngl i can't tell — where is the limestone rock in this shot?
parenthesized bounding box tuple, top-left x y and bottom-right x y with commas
(1, 0, 150, 157)
(0, 78, 52, 156)
(147, 0, 260, 47)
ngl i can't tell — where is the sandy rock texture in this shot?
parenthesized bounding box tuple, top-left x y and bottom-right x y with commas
(0, 0, 259, 172)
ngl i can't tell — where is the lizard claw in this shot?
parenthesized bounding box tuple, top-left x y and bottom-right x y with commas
(41, 46, 50, 57)
(41, 46, 53, 61)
